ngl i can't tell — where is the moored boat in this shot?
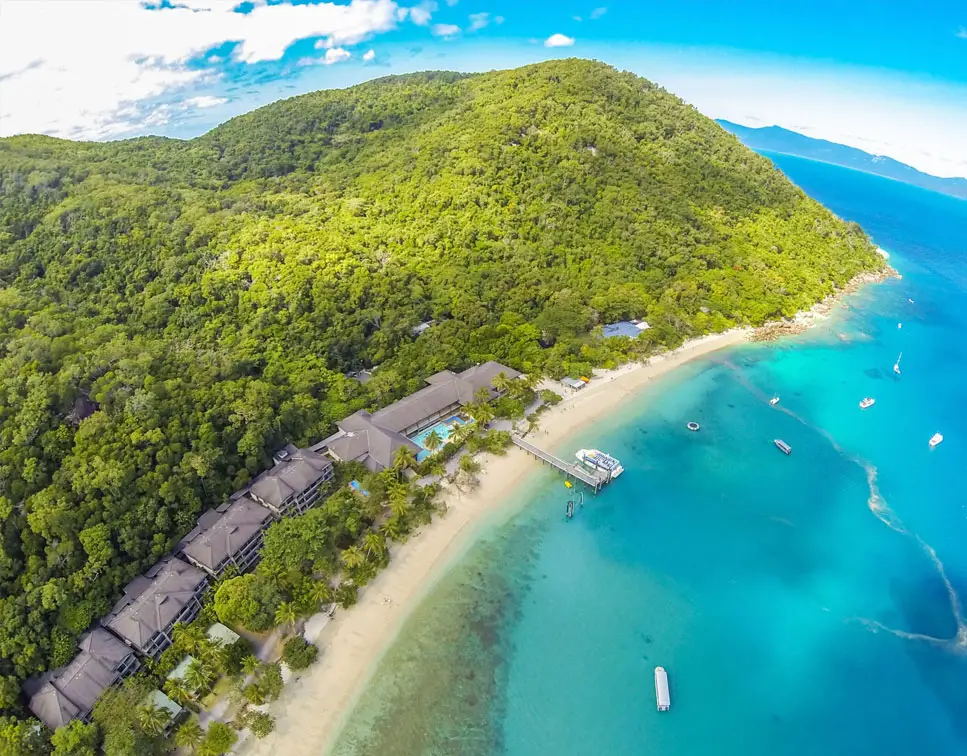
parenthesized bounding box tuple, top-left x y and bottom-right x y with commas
(929, 433, 943, 449)
(774, 439, 792, 455)
(769, 396, 780, 406)
(575, 448, 624, 478)
(894, 352, 902, 375)
(859, 397, 875, 409)
(654, 667, 671, 712)
(686, 421, 700, 432)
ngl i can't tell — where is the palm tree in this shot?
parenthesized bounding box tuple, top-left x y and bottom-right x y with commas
(241, 654, 260, 677)
(274, 601, 297, 631)
(175, 717, 205, 753)
(388, 483, 410, 518)
(164, 678, 196, 709)
(459, 455, 481, 475)
(137, 702, 170, 736)
(491, 371, 512, 396)
(382, 516, 406, 542)
(174, 623, 207, 655)
(473, 386, 492, 404)
(309, 580, 333, 609)
(184, 658, 215, 695)
(341, 545, 365, 570)
(392, 445, 417, 476)
(469, 402, 494, 426)
(423, 429, 442, 453)
(362, 531, 385, 560)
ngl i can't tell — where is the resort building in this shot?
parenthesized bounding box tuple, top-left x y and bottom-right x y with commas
(178, 497, 275, 577)
(242, 444, 334, 517)
(104, 557, 208, 659)
(27, 628, 140, 730)
(316, 361, 520, 472)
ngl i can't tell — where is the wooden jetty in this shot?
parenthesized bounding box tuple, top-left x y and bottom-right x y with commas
(510, 435, 611, 492)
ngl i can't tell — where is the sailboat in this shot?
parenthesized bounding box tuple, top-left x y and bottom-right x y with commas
(893, 352, 902, 376)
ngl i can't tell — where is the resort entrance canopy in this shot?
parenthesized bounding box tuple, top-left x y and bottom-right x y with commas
(317, 361, 520, 472)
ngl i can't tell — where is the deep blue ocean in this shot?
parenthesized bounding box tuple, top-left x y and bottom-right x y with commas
(331, 155, 967, 756)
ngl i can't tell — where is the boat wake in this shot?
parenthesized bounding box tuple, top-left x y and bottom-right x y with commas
(721, 360, 967, 652)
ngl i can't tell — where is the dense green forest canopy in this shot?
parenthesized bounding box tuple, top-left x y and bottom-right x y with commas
(0, 59, 881, 709)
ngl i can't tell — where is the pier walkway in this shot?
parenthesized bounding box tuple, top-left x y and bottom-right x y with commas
(510, 436, 610, 492)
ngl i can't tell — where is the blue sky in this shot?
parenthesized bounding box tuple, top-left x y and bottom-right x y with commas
(2, 0, 966, 177)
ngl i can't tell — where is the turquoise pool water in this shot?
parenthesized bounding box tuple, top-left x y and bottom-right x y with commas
(411, 415, 467, 460)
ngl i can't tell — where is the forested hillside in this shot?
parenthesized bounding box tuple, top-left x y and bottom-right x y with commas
(0, 59, 881, 708)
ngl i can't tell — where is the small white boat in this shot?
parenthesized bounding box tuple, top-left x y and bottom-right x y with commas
(774, 439, 792, 455)
(929, 433, 943, 449)
(686, 422, 700, 432)
(908, 298, 915, 304)
(769, 396, 780, 406)
(894, 352, 902, 375)
(859, 397, 875, 409)
(897, 322, 902, 329)
(655, 667, 671, 712)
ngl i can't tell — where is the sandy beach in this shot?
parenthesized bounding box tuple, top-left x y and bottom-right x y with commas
(239, 327, 751, 756)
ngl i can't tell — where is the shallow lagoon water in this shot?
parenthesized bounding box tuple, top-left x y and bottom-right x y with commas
(331, 156, 967, 756)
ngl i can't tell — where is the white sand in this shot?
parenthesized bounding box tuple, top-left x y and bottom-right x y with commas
(240, 328, 750, 756)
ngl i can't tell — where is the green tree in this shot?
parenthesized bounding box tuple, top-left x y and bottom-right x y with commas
(282, 636, 319, 670)
(256, 663, 284, 702)
(340, 545, 365, 571)
(0, 715, 50, 756)
(423, 429, 442, 453)
(174, 718, 204, 753)
(184, 659, 216, 695)
(362, 531, 386, 560)
(214, 573, 285, 632)
(136, 703, 170, 737)
(273, 601, 297, 631)
(198, 722, 236, 756)
(51, 720, 98, 756)
(242, 709, 275, 739)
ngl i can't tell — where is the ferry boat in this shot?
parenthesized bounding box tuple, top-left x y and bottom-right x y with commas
(929, 433, 944, 449)
(654, 667, 671, 712)
(773, 439, 792, 455)
(859, 397, 875, 409)
(575, 449, 624, 478)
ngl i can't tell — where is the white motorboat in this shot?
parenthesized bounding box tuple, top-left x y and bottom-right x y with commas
(859, 397, 875, 409)
(575, 449, 624, 478)
(654, 667, 671, 712)
(769, 396, 780, 406)
(894, 352, 902, 375)
(929, 433, 943, 449)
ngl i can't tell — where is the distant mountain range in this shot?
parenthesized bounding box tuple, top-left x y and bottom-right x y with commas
(717, 120, 967, 201)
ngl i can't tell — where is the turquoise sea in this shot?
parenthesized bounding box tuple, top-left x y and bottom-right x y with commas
(331, 155, 967, 756)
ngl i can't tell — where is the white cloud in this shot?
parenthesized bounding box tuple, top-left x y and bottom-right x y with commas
(468, 12, 489, 32)
(494, 15, 504, 24)
(323, 47, 352, 64)
(183, 95, 228, 108)
(363, 49, 376, 61)
(956, 27, 967, 39)
(590, 7, 607, 20)
(545, 33, 575, 48)
(0, 0, 405, 140)
(573, 15, 583, 22)
(432, 23, 461, 38)
(445, 0, 460, 6)
(408, 0, 437, 26)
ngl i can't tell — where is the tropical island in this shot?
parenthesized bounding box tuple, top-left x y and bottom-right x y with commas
(0, 58, 883, 754)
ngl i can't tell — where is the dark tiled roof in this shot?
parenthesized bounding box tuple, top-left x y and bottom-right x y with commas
(247, 447, 332, 508)
(105, 558, 207, 651)
(321, 411, 422, 472)
(28, 629, 133, 730)
(180, 498, 273, 572)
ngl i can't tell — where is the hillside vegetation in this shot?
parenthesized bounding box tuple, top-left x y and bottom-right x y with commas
(0, 59, 880, 709)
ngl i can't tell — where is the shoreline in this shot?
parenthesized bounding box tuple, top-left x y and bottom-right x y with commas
(239, 266, 889, 756)
(239, 327, 750, 756)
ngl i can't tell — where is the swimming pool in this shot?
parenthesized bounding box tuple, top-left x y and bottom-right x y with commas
(411, 416, 468, 460)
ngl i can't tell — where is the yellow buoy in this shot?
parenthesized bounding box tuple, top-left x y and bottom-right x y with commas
(564, 480, 573, 488)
